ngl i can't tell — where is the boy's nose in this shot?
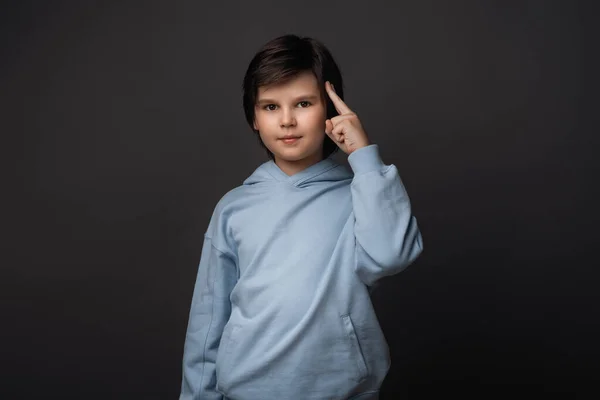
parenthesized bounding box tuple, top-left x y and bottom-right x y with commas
(280, 110, 297, 127)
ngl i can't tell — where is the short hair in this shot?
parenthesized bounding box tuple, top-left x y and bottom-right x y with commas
(242, 34, 344, 161)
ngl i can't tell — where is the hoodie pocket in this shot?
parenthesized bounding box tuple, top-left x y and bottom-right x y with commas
(341, 314, 369, 382)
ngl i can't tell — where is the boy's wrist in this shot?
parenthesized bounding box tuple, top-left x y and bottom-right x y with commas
(347, 144, 385, 175)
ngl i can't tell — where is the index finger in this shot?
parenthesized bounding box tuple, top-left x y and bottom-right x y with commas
(325, 81, 353, 115)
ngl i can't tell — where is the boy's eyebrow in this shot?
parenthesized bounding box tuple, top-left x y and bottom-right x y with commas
(256, 94, 320, 105)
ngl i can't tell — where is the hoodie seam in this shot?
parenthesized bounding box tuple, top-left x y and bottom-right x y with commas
(204, 233, 234, 259)
(265, 168, 280, 182)
(193, 235, 217, 397)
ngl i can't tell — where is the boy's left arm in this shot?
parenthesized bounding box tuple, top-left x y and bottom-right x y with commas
(347, 144, 424, 287)
(322, 81, 423, 287)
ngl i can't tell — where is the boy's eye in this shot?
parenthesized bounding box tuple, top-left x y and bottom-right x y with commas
(263, 101, 311, 111)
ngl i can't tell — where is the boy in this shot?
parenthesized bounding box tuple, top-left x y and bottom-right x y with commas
(179, 34, 423, 400)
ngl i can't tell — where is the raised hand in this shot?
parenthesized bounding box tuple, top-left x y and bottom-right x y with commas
(324, 81, 371, 155)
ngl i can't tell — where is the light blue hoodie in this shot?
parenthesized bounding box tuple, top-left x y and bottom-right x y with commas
(180, 144, 423, 400)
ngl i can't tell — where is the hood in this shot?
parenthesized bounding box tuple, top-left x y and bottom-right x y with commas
(243, 155, 353, 188)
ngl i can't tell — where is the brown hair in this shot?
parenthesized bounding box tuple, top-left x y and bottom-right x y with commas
(242, 34, 344, 161)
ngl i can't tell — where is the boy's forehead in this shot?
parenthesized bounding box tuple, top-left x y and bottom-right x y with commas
(257, 72, 320, 97)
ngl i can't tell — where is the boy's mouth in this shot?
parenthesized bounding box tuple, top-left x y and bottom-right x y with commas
(280, 136, 302, 144)
(279, 135, 302, 140)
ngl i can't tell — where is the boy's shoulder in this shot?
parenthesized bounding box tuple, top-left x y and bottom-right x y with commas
(209, 183, 255, 220)
(213, 185, 244, 212)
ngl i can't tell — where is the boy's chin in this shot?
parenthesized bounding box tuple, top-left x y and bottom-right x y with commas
(275, 153, 307, 162)
(274, 149, 322, 163)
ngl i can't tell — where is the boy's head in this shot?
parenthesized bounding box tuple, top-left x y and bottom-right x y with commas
(242, 34, 344, 166)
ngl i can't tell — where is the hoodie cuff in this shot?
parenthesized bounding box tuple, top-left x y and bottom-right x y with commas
(347, 144, 385, 175)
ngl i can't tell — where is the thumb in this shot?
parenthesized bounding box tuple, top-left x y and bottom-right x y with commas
(325, 119, 333, 136)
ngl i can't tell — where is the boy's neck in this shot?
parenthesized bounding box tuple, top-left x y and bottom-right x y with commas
(274, 152, 324, 177)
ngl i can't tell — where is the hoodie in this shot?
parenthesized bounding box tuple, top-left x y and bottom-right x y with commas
(179, 144, 423, 400)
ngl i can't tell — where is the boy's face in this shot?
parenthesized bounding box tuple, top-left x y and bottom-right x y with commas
(253, 71, 327, 175)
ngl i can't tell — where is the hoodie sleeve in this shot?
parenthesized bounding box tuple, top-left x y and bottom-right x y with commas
(347, 144, 424, 287)
(180, 234, 238, 400)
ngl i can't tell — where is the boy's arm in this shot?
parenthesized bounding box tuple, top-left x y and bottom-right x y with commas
(180, 234, 237, 400)
(347, 144, 424, 287)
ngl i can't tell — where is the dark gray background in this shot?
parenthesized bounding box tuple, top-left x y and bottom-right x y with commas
(2, 0, 598, 398)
